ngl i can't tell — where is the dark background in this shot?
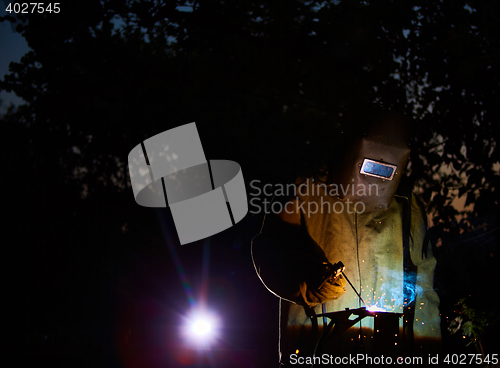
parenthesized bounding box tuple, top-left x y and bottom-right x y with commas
(2, 1, 499, 367)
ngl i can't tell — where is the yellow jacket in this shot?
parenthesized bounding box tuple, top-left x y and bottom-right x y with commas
(252, 178, 441, 361)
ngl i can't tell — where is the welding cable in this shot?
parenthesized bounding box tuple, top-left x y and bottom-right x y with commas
(250, 193, 294, 368)
(309, 308, 332, 368)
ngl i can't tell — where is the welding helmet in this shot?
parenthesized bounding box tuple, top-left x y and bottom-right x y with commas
(330, 110, 412, 213)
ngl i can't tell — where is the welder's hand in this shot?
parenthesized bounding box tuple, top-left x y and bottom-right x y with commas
(305, 261, 343, 289)
(300, 262, 346, 306)
(299, 269, 347, 307)
(317, 261, 345, 289)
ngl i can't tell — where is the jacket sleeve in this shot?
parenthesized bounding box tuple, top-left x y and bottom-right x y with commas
(409, 194, 442, 346)
(251, 197, 346, 306)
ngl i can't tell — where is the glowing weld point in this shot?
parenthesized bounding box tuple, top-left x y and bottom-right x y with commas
(367, 304, 386, 312)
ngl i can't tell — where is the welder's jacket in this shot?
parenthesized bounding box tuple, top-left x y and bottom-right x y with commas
(252, 179, 441, 362)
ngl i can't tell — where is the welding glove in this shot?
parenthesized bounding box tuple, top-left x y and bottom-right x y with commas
(298, 259, 347, 307)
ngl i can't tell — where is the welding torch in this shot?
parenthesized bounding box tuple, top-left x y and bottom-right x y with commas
(319, 261, 368, 307)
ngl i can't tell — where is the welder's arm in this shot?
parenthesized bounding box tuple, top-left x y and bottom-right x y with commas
(409, 193, 442, 351)
(412, 241, 442, 344)
(251, 199, 346, 306)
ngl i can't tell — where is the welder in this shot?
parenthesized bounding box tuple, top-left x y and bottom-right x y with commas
(251, 109, 441, 365)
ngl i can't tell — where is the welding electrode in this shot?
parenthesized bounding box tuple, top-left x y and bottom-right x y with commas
(335, 262, 368, 307)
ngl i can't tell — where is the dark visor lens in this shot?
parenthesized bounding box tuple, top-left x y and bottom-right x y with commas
(360, 159, 397, 180)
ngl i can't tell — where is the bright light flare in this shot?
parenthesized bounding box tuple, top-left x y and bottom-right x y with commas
(189, 318, 212, 336)
(182, 309, 220, 346)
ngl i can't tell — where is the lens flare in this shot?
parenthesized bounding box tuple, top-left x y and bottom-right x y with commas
(189, 318, 212, 336)
(182, 309, 220, 346)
